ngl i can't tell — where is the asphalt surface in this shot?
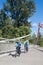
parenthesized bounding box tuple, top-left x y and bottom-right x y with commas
(0, 45, 43, 65)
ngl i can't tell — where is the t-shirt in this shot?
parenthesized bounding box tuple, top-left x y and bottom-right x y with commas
(24, 40, 29, 45)
(15, 42, 21, 48)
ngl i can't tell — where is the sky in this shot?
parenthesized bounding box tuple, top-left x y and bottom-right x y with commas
(0, 0, 43, 36)
(28, 0, 43, 35)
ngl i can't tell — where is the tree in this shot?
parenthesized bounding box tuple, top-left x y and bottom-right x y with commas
(20, 26, 31, 36)
(3, 0, 36, 27)
(39, 36, 43, 47)
(30, 33, 36, 44)
(0, 30, 2, 37)
(38, 33, 43, 46)
(2, 25, 15, 38)
(0, 0, 36, 38)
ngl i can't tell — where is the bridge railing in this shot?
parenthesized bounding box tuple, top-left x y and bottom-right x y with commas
(0, 34, 30, 54)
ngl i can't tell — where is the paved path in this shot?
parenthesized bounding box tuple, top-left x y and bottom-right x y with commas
(0, 46, 43, 65)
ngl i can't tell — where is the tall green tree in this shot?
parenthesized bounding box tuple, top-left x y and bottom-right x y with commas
(0, 0, 36, 38)
(3, 0, 36, 27)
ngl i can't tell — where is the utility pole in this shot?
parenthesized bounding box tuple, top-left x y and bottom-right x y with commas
(36, 23, 40, 45)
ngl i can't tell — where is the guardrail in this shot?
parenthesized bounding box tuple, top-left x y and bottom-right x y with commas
(0, 34, 30, 55)
(0, 34, 31, 43)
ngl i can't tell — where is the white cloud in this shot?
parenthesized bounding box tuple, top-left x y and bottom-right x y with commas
(31, 23, 38, 36)
(28, 19, 31, 22)
(31, 23, 38, 27)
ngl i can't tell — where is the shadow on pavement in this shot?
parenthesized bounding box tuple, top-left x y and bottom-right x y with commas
(34, 47, 43, 52)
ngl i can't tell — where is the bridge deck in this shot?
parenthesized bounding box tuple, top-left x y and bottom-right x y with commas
(0, 46, 43, 65)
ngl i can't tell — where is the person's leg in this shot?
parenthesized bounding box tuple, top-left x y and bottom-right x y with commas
(18, 47, 21, 56)
(15, 47, 18, 57)
(26, 47, 28, 52)
(24, 46, 26, 53)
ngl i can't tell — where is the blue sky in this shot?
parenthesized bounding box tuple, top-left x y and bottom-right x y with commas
(0, 0, 43, 35)
(28, 0, 43, 35)
(0, 0, 6, 9)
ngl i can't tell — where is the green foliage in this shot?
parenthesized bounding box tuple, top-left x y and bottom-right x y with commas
(39, 39, 43, 47)
(0, 30, 2, 37)
(2, 25, 14, 38)
(0, 9, 6, 28)
(30, 33, 43, 47)
(0, 0, 36, 38)
(29, 33, 36, 44)
(3, 0, 36, 27)
(38, 34, 43, 47)
(2, 25, 31, 38)
(20, 26, 31, 35)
